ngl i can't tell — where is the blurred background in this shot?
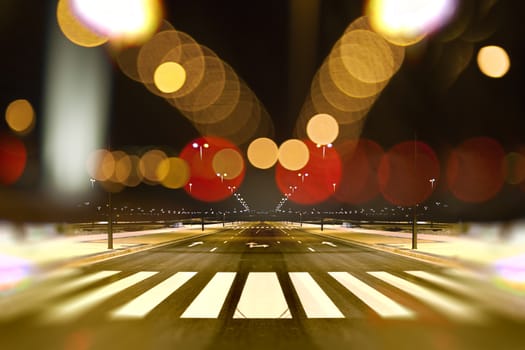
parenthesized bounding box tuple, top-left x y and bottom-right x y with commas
(0, 0, 524, 224)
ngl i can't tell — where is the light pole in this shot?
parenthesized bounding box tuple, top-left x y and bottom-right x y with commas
(189, 182, 193, 192)
(192, 142, 209, 160)
(217, 172, 227, 182)
(332, 183, 337, 192)
(298, 172, 309, 183)
(317, 143, 333, 158)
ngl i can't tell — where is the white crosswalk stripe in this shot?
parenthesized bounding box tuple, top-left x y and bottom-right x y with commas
(369, 271, 487, 323)
(40, 271, 157, 323)
(16, 269, 500, 323)
(181, 272, 236, 318)
(329, 272, 414, 319)
(110, 272, 197, 319)
(234, 272, 291, 318)
(289, 272, 344, 318)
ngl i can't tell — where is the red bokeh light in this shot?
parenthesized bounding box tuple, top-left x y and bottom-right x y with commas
(275, 140, 342, 205)
(334, 138, 383, 204)
(180, 136, 245, 202)
(0, 133, 27, 185)
(447, 137, 505, 203)
(378, 141, 440, 207)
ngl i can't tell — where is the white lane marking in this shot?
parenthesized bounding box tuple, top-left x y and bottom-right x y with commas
(41, 271, 157, 323)
(181, 272, 236, 318)
(234, 272, 291, 319)
(188, 242, 203, 247)
(209, 247, 218, 252)
(223, 241, 228, 244)
(297, 241, 302, 244)
(406, 271, 478, 297)
(289, 272, 344, 318)
(322, 241, 337, 248)
(369, 271, 486, 323)
(0, 270, 119, 321)
(308, 247, 316, 252)
(110, 272, 197, 319)
(329, 272, 414, 319)
(277, 241, 281, 244)
(246, 242, 269, 248)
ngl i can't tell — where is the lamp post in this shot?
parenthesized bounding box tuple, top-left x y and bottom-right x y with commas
(192, 142, 209, 160)
(317, 143, 333, 158)
(189, 182, 193, 192)
(298, 172, 309, 183)
(217, 172, 227, 182)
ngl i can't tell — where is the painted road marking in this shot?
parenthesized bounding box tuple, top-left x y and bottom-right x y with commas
(289, 272, 344, 318)
(1, 270, 119, 321)
(322, 241, 337, 248)
(110, 272, 197, 319)
(181, 272, 236, 318)
(234, 272, 291, 319)
(41, 271, 157, 323)
(188, 242, 203, 247)
(369, 271, 486, 323)
(209, 247, 218, 252)
(329, 272, 414, 319)
(308, 247, 316, 252)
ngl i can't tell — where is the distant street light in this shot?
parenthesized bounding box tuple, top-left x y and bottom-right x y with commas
(217, 172, 227, 182)
(429, 178, 436, 190)
(317, 143, 333, 158)
(298, 172, 309, 183)
(189, 182, 193, 192)
(192, 142, 209, 160)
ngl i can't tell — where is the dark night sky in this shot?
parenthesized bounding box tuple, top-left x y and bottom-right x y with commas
(1, 0, 525, 221)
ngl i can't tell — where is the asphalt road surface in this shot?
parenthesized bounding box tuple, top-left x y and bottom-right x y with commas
(2, 223, 524, 350)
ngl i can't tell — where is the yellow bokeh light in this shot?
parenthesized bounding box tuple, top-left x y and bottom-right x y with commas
(86, 149, 114, 181)
(306, 113, 339, 145)
(71, 0, 163, 44)
(212, 148, 244, 179)
(114, 152, 132, 184)
(477, 45, 510, 78)
(278, 139, 310, 171)
(157, 157, 190, 189)
(154, 62, 186, 93)
(139, 149, 167, 183)
(339, 30, 395, 84)
(5, 99, 35, 134)
(247, 137, 279, 169)
(366, 0, 456, 46)
(56, 0, 108, 47)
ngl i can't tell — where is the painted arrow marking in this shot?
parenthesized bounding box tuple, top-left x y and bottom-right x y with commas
(246, 242, 269, 248)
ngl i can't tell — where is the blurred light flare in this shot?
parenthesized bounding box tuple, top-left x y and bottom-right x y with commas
(278, 139, 310, 171)
(71, 0, 163, 44)
(335, 138, 384, 204)
(154, 61, 186, 93)
(503, 151, 525, 185)
(306, 113, 339, 146)
(181, 137, 245, 202)
(446, 137, 505, 203)
(477, 45, 510, 78)
(56, 0, 108, 48)
(366, 0, 457, 46)
(378, 141, 440, 207)
(247, 137, 279, 170)
(276, 140, 342, 205)
(157, 157, 190, 189)
(212, 148, 245, 180)
(139, 149, 167, 184)
(5, 99, 35, 134)
(0, 133, 27, 185)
